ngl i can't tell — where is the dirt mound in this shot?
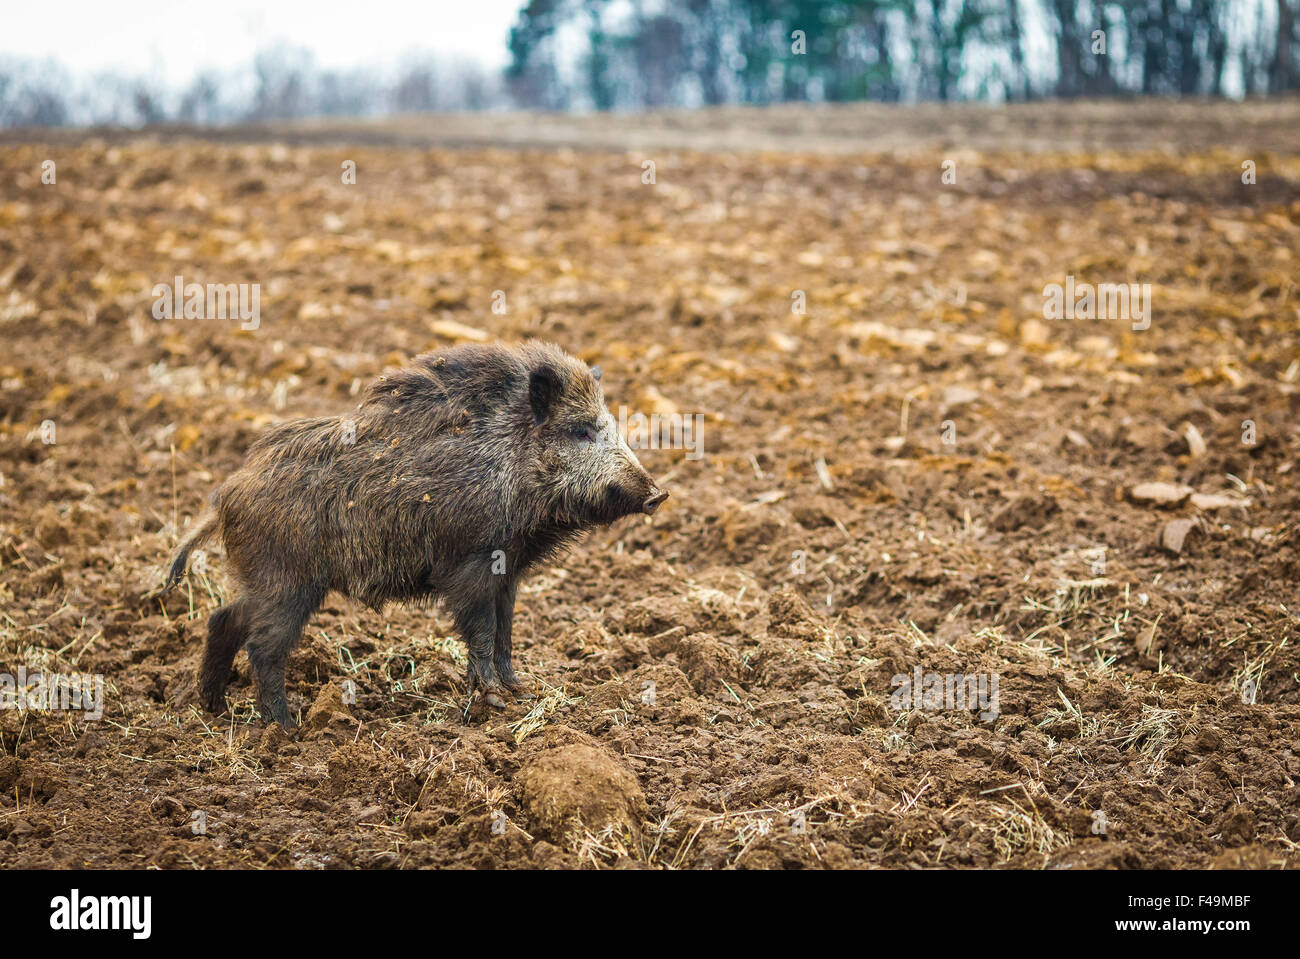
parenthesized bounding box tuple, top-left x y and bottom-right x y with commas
(518, 743, 648, 854)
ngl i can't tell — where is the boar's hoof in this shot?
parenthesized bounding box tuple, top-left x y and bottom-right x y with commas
(463, 687, 508, 718)
(500, 677, 536, 700)
(497, 666, 534, 700)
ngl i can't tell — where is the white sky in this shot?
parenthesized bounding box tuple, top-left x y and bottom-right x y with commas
(0, 0, 524, 85)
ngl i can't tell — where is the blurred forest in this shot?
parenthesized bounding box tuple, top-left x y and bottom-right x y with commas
(508, 0, 1300, 107)
(0, 51, 500, 128)
(1, 0, 1297, 127)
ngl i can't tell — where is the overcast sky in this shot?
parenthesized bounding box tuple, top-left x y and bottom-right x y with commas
(0, 0, 524, 85)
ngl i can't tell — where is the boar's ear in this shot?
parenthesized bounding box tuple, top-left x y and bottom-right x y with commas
(528, 364, 563, 424)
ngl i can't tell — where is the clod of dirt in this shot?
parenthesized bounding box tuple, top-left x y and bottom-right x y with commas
(612, 596, 697, 636)
(558, 621, 611, 658)
(585, 663, 697, 718)
(517, 744, 648, 851)
(1217, 806, 1257, 846)
(530, 840, 570, 868)
(1192, 727, 1224, 751)
(1130, 482, 1193, 507)
(528, 724, 603, 751)
(1210, 846, 1286, 869)
(686, 585, 745, 634)
(1160, 518, 1198, 554)
(718, 504, 785, 561)
(259, 722, 292, 757)
(0, 755, 19, 790)
(15, 761, 66, 800)
(989, 493, 1059, 532)
(302, 682, 355, 740)
(404, 807, 455, 838)
(671, 632, 741, 693)
(149, 794, 187, 825)
(789, 496, 840, 529)
(766, 585, 827, 640)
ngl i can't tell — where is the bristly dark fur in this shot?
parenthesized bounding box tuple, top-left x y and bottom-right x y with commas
(166, 341, 666, 726)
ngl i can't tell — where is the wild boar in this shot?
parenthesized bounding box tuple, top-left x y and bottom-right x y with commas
(163, 341, 668, 726)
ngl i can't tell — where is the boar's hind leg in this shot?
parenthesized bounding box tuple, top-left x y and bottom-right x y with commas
(244, 584, 325, 728)
(453, 599, 507, 708)
(199, 600, 250, 713)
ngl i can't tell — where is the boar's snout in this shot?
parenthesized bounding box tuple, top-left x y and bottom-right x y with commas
(643, 488, 669, 515)
(576, 409, 669, 523)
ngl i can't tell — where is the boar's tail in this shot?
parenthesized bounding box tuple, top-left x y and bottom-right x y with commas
(163, 512, 219, 592)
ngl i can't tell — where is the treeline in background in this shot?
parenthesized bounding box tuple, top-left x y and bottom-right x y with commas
(510, 0, 1297, 106)
(2, 0, 1297, 128)
(0, 52, 501, 129)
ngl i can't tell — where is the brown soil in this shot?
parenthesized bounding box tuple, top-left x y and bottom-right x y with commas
(1, 101, 1298, 869)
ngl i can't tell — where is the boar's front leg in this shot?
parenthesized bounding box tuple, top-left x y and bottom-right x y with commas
(493, 580, 532, 698)
(453, 598, 507, 709)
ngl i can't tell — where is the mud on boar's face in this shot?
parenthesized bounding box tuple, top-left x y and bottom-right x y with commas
(528, 361, 668, 525)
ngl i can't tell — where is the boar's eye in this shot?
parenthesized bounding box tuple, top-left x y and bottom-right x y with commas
(571, 424, 597, 442)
